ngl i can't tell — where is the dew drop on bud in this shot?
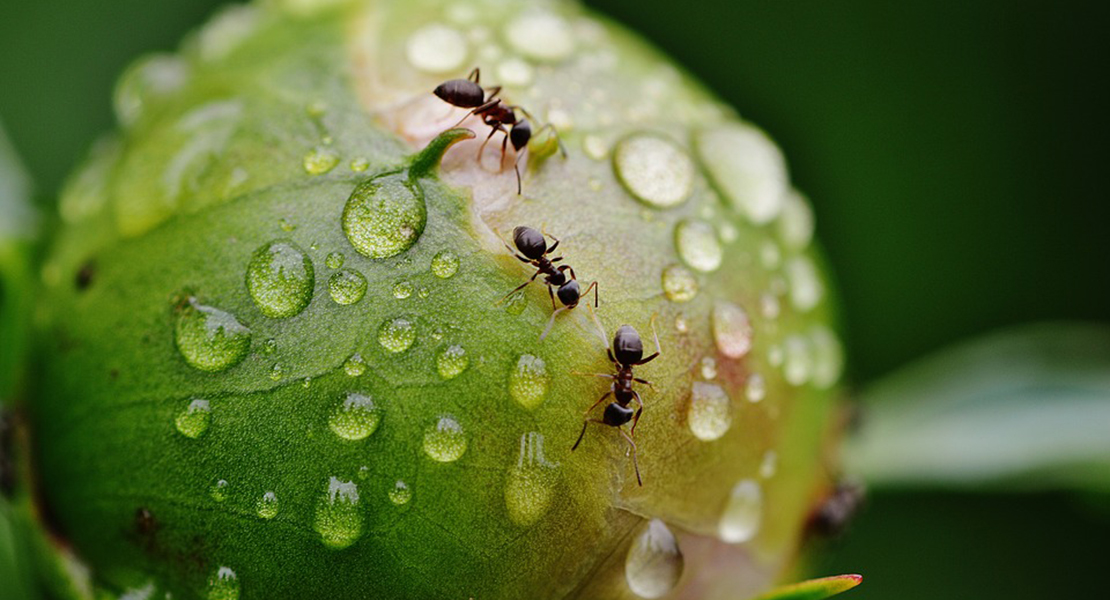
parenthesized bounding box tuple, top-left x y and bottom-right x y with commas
(245, 240, 315, 319)
(174, 398, 211, 439)
(174, 298, 251, 372)
(422, 415, 467, 462)
(314, 477, 363, 550)
(719, 478, 763, 544)
(625, 519, 684, 599)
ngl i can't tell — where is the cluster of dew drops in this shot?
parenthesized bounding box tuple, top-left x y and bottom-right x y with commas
(149, 2, 847, 599)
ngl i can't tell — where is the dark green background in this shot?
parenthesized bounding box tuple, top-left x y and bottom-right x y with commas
(1, 0, 1107, 598)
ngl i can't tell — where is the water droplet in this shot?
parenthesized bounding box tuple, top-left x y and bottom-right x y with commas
(505, 10, 575, 62)
(175, 298, 251, 372)
(431, 250, 460, 278)
(759, 450, 778, 479)
(303, 145, 339, 175)
(436, 345, 469, 379)
(700, 357, 718, 380)
(613, 134, 694, 208)
(342, 173, 426, 259)
(783, 334, 813, 386)
(328, 269, 367, 305)
(261, 338, 277, 355)
(278, 218, 296, 232)
(778, 190, 815, 250)
(389, 480, 412, 505)
(810, 326, 844, 389)
(696, 124, 787, 224)
(759, 241, 781, 269)
(269, 363, 285, 381)
(661, 264, 698, 302)
(687, 382, 732, 441)
(745, 373, 766, 403)
(256, 491, 279, 519)
(786, 256, 823, 312)
(416, 286, 429, 299)
(625, 519, 684, 599)
(509, 354, 548, 410)
(583, 135, 609, 160)
(423, 415, 467, 462)
(719, 221, 739, 244)
(674, 219, 723, 273)
(325, 252, 344, 269)
(210, 479, 229, 502)
(314, 477, 363, 549)
(674, 314, 689, 334)
(768, 344, 784, 367)
(378, 317, 416, 353)
(391, 281, 413, 299)
(406, 23, 467, 74)
(246, 241, 315, 319)
(174, 398, 211, 439)
(712, 301, 753, 359)
(343, 353, 367, 377)
(759, 293, 781, 320)
(505, 432, 558, 526)
(497, 57, 534, 86)
(719, 478, 763, 543)
(113, 54, 189, 128)
(349, 157, 369, 172)
(328, 392, 382, 441)
(206, 566, 239, 600)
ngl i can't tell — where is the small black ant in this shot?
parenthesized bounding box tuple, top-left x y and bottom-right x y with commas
(433, 67, 564, 193)
(571, 315, 661, 486)
(497, 226, 598, 339)
(806, 480, 866, 539)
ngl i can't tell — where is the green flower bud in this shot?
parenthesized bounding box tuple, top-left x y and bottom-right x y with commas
(24, 0, 847, 598)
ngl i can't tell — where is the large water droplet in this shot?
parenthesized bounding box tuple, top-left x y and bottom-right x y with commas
(505, 10, 575, 61)
(406, 23, 467, 73)
(342, 173, 426, 259)
(661, 264, 698, 302)
(687, 382, 732, 441)
(778, 190, 815, 250)
(343, 353, 367, 377)
(436, 345, 469, 379)
(613, 134, 694, 208)
(246, 241, 315, 318)
(206, 566, 239, 600)
(810, 325, 845, 389)
(210, 479, 229, 502)
(328, 269, 367, 305)
(674, 219, 723, 273)
(303, 145, 339, 175)
(719, 478, 763, 543)
(174, 398, 211, 439)
(175, 298, 251, 372)
(783, 334, 814, 386)
(328, 392, 382, 441)
(389, 480, 412, 505)
(786, 256, 823, 312)
(423, 415, 467, 462)
(314, 477, 363, 549)
(700, 356, 718, 380)
(378, 317, 416, 353)
(625, 519, 684, 599)
(696, 124, 787, 224)
(431, 250, 460, 278)
(504, 432, 558, 526)
(712, 301, 753, 359)
(391, 281, 413, 299)
(509, 354, 548, 410)
(256, 491, 279, 519)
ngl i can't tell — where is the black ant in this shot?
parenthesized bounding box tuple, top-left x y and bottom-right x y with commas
(497, 226, 598, 339)
(433, 67, 564, 193)
(571, 315, 661, 486)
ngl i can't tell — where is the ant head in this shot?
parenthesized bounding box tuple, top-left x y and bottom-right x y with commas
(433, 78, 485, 109)
(509, 118, 532, 151)
(612, 325, 644, 365)
(512, 226, 547, 260)
(557, 279, 580, 307)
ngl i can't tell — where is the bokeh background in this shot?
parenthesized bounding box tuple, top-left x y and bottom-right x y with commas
(1, 0, 1107, 598)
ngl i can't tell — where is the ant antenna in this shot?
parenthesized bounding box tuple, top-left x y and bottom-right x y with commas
(585, 303, 611, 349)
(539, 306, 567, 342)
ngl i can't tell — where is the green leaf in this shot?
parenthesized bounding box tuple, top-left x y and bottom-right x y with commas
(845, 322, 1110, 491)
(0, 496, 38, 600)
(0, 118, 38, 403)
(753, 574, 862, 600)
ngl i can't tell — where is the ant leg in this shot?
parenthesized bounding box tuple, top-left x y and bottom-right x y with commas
(581, 389, 613, 417)
(636, 315, 663, 366)
(572, 418, 606, 451)
(558, 265, 576, 280)
(549, 256, 563, 263)
(477, 125, 502, 160)
(484, 85, 502, 102)
(632, 377, 655, 389)
(467, 67, 480, 83)
(617, 428, 643, 486)
(546, 283, 558, 311)
(569, 371, 617, 380)
(540, 306, 568, 341)
(630, 391, 645, 436)
(541, 229, 561, 254)
(534, 123, 568, 158)
(578, 280, 599, 308)
(496, 270, 540, 305)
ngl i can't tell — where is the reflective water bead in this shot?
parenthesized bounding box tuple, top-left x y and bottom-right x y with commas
(328, 392, 382, 441)
(625, 519, 684, 598)
(174, 398, 211, 439)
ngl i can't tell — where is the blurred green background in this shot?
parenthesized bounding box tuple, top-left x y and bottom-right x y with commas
(1, 0, 1107, 598)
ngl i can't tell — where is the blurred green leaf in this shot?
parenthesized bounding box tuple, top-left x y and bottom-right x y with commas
(0, 119, 38, 403)
(845, 323, 1110, 491)
(753, 574, 862, 600)
(0, 496, 37, 600)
